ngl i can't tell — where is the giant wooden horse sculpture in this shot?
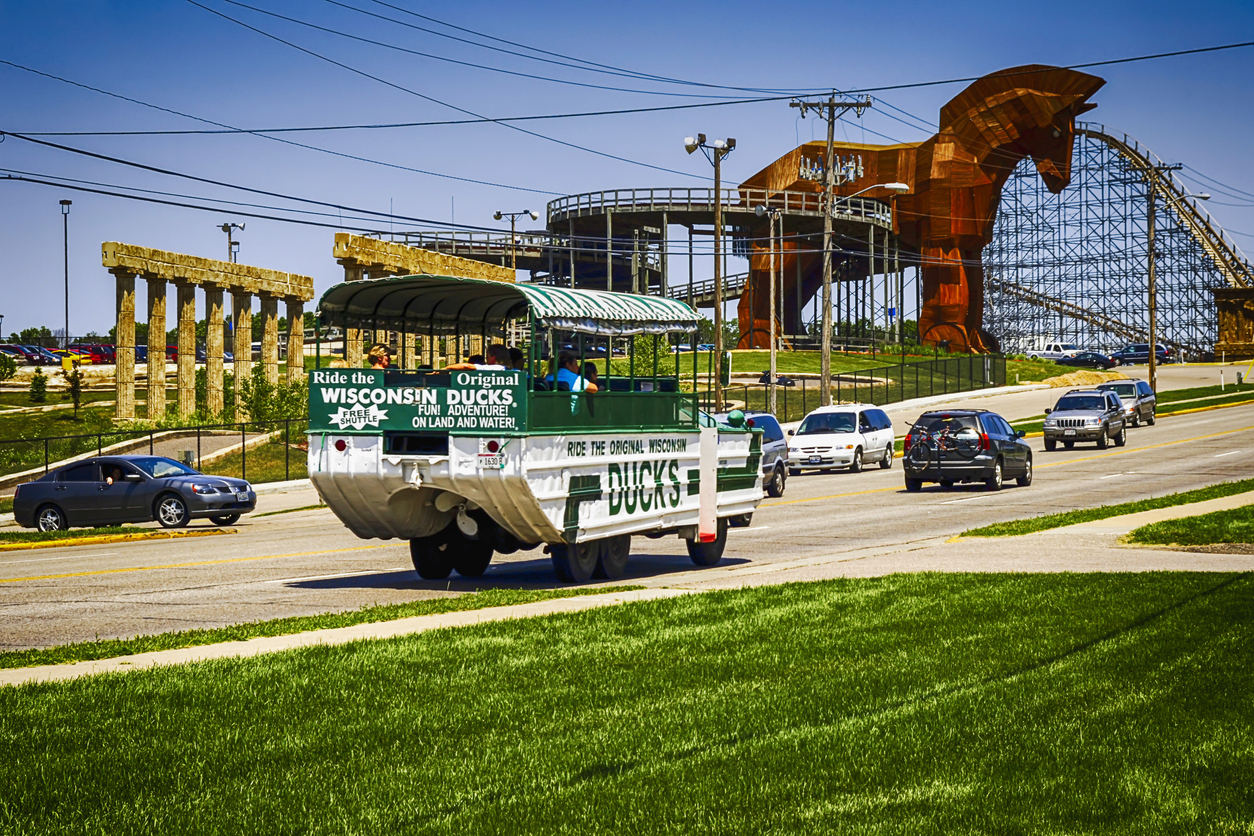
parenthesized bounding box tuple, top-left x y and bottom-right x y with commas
(737, 65, 1105, 352)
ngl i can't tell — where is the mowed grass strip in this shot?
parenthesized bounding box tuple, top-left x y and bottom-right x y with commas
(0, 586, 642, 670)
(0, 525, 150, 544)
(1127, 503, 1254, 546)
(962, 477, 1254, 537)
(1, 573, 1250, 834)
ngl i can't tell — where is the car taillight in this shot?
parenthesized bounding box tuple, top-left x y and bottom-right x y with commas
(979, 433, 991, 451)
(12, 485, 19, 500)
(903, 434, 912, 452)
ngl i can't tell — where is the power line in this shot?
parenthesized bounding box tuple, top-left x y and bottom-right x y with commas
(186, 0, 713, 182)
(0, 59, 559, 195)
(217, 0, 753, 99)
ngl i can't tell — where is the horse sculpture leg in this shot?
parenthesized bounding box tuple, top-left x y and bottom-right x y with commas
(918, 247, 995, 354)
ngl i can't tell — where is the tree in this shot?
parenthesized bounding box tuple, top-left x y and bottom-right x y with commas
(0, 353, 16, 383)
(29, 368, 47, 403)
(14, 326, 56, 348)
(63, 366, 84, 418)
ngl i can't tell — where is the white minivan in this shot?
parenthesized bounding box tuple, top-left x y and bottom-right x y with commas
(787, 404, 896, 474)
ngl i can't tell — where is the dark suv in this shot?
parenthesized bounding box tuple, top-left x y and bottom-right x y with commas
(1097, 380, 1157, 427)
(1111, 343, 1171, 365)
(903, 409, 1032, 492)
(1043, 389, 1127, 450)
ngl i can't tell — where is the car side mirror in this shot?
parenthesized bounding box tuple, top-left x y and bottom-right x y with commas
(125, 472, 143, 482)
(1044, 407, 1052, 415)
(787, 429, 794, 436)
(1015, 430, 1026, 439)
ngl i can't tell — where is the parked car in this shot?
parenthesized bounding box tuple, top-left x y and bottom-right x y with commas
(0, 345, 31, 364)
(69, 344, 109, 364)
(1097, 380, 1157, 427)
(1110, 343, 1171, 365)
(12, 455, 256, 531)
(902, 409, 1032, 491)
(1027, 341, 1081, 361)
(1056, 351, 1117, 370)
(756, 371, 796, 386)
(1043, 389, 1128, 450)
(22, 345, 61, 365)
(787, 404, 895, 474)
(714, 410, 787, 497)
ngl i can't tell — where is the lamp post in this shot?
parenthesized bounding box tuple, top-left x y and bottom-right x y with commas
(755, 204, 782, 415)
(219, 223, 244, 264)
(684, 133, 736, 411)
(60, 199, 72, 348)
(494, 209, 539, 271)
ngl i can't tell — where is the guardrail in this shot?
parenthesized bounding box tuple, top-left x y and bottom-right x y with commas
(547, 187, 893, 229)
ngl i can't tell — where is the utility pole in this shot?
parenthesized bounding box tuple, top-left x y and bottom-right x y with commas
(1143, 162, 1181, 394)
(60, 199, 72, 348)
(790, 95, 871, 405)
(494, 209, 539, 272)
(684, 134, 736, 411)
(220, 222, 244, 264)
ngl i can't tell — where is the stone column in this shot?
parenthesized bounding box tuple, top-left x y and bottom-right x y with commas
(403, 333, 417, 370)
(113, 271, 136, 421)
(260, 293, 279, 385)
(204, 286, 225, 416)
(343, 264, 363, 367)
(231, 291, 252, 421)
(146, 278, 167, 420)
(176, 282, 197, 417)
(285, 298, 304, 381)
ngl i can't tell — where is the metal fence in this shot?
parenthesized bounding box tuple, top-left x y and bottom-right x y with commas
(0, 418, 309, 485)
(699, 355, 1008, 423)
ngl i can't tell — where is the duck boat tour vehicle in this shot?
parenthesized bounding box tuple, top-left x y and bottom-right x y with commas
(307, 274, 763, 582)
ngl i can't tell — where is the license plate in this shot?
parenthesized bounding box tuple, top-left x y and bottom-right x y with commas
(477, 454, 505, 470)
(808, 456, 822, 464)
(1064, 429, 1076, 436)
(235, 491, 248, 501)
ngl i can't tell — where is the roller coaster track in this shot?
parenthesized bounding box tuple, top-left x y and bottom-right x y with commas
(1078, 122, 1254, 289)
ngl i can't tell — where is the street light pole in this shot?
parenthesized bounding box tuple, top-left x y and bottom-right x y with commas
(494, 209, 539, 272)
(60, 199, 72, 348)
(684, 134, 736, 411)
(219, 223, 245, 264)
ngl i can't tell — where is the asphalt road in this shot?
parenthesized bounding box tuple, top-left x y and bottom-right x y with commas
(3, 391, 1252, 652)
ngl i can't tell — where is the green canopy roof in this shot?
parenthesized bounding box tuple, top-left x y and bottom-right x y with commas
(316, 274, 699, 336)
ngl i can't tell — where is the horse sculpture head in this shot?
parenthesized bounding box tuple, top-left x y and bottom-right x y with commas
(938, 65, 1105, 194)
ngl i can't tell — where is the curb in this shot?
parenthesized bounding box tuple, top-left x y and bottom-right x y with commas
(0, 527, 231, 552)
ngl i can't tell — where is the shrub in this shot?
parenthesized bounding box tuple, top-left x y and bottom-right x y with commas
(28, 369, 47, 403)
(63, 366, 84, 418)
(0, 353, 15, 383)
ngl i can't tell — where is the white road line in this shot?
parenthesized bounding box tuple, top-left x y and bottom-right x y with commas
(1214, 450, 1242, 458)
(940, 495, 1000, 504)
(266, 568, 410, 584)
(0, 552, 119, 566)
(1100, 472, 1125, 479)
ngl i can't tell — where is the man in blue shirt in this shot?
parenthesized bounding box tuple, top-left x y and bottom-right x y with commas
(549, 351, 599, 393)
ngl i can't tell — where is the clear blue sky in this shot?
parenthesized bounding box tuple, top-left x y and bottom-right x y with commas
(1, 0, 1251, 335)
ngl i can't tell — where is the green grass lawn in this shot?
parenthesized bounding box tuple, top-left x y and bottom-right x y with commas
(0, 496, 12, 514)
(200, 434, 307, 483)
(1127, 503, 1254, 546)
(963, 477, 1254, 537)
(0, 573, 1249, 834)
(0, 390, 120, 409)
(1155, 381, 1254, 404)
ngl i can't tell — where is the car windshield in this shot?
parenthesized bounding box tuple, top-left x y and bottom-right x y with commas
(1105, 384, 1137, 398)
(1055, 396, 1105, 411)
(797, 412, 856, 435)
(129, 456, 199, 478)
(916, 415, 979, 435)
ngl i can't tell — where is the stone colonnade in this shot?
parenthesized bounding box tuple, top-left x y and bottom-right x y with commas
(103, 243, 314, 422)
(331, 233, 515, 368)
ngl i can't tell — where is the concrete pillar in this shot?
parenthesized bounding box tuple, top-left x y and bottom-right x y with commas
(146, 278, 167, 420)
(176, 282, 197, 417)
(204, 286, 225, 416)
(113, 271, 136, 421)
(343, 265, 363, 367)
(260, 293, 279, 385)
(403, 333, 417, 370)
(231, 291, 252, 421)
(285, 298, 304, 381)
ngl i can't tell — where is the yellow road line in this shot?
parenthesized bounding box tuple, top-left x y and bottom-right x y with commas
(766, 423, 1254, 506)
(0, 542, 397, 585)
(0, 528, 228, 553)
